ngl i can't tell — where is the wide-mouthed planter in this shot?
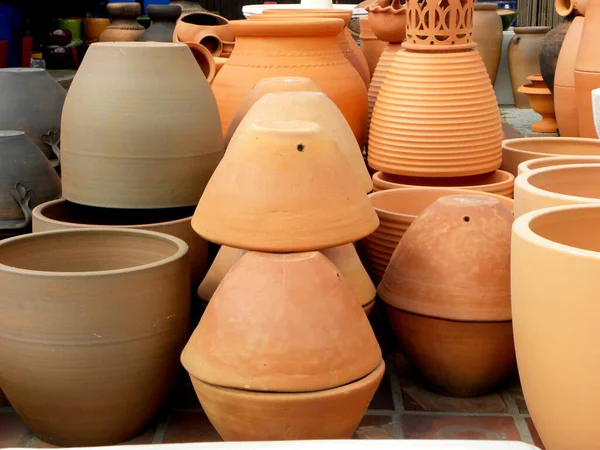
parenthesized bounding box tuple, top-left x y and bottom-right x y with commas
(0, 229, 190, 446)
(512, 204, 600, 450)
(32, 198, 208, 288)
(514, 163, 600, 217)
(502, 137, 600, 176)
(518, 155, 600, 175)
(372, 170, 515, 198)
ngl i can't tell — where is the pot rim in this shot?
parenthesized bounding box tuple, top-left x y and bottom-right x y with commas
(373, 170, 515, 190)
(90, 41, 187, 49)
(518, 155, 600, 174)
(227, 17, 345, 38)
(0, 228, 188, 278)
(502, 137, 600, 154)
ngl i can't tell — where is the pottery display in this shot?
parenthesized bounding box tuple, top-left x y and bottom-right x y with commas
(539, 19, 572, 96)
(83, 18, 111, 43)
(170, 0, 208, 15)
(501, 137, 600, 175)
(555, 0, 588, 16)
(507, 27, 551, 108)
(32, 199, 208, 289)
(473, 3, 504, 85)
(227, 91, 373, 193)
(512, 203, 600, 449)
(210, 19, 369, 149)
(518, 155, 600, 174)
(0, 68, 66, 163)
(554, 17, 584, 137)
(192, 121, 379, 252)
(359, 16, 387, 79)
(517, 75, 557, 133)
(61, 42, 224, 209)
(173, 12, 235, 53)
(99, 3, 145, 42)
(514, 163, 600, 217)
(0, 229, 190, 446)
(137, 4, 182, 42)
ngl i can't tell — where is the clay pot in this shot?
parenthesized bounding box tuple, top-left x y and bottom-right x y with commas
(227, 91, 372, 193)
(359, 16, 387, 79)
(196, 246, 248, 302)
(539, 19, 572, 96)
(137, 4, 181, 42)
(514, 163, 600, 217)
(378, 194, 513, 321)
(210, 19, 369, 149)
(0, 229, 190, 446)
(386, 307, 516, 397)
(173, 12, 234, 52)
(518, 155, 600, 174)
(554, 17, 584, 137)
(32, 199, 208, 289)
(61, 42, 224, 209)
(99, 3, 145, 42)
(507, 27, 551, 108)
(555, 0, 588, 16)
(0, 68, 66, 163)
(517, 75, 557, 133)
(83, 18, 110, 43)
(365, 0, 407, 43)
(501, 137, 600, 175)
(192, 120, 379, 252)
(170, 0, 208, 15)
(372, 170, 515, 198)
(473, 3, 503, 86)
(224, 76, 322, 148)
(512, 204, 600, 450)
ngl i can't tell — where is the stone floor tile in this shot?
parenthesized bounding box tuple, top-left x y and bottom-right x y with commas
(401, 383, 508, 414)
(353, 415, 395, 439)
(401, 414, 521, 440)
(369, 374, 395, 411)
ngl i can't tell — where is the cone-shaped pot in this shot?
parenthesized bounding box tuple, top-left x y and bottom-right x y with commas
(192, 120, 379, 252)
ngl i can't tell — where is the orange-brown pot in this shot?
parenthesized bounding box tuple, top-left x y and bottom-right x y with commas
(99, 3, 145, 42)
(473, 3, 503, 85)
(359, 16, 387, 79)
(83, 18, 110, 43)
(173, 11, 234, 51)
(518, 75, 557, 133)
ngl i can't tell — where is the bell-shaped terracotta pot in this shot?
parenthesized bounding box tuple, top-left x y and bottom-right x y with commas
(518, 155, 600, 175)
(359, 17, 386, 79)
(173, 11, 234, 52)
(210, 19, 369, 149)
(473, 3, 503, 85)
(99, 3, 145, 42)
(518, 74, 557, 133)
(192, 120, 379, 252)
(228, 91, 372, 193)
(61, 42, 224, 209)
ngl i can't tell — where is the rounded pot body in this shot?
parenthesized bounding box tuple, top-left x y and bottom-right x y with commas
(359, 16, 387, 79)
(539, 19, 572, 96)
(473, 3, 503, 86)
(99, 3, 145, 42)
(174, 11, 234, 45)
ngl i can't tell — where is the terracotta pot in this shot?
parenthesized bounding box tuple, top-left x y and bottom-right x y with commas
(518, 155, 600, 174)
(192, 120, 379, 252)
(227, 91, 372, 193)
(501, 137, 600, 175)
(170, 0, 208, 15)
(555, 0, 588, 16)
(514, 163, 600, 217)
(137, 4, 181, 42)
(359, 16, 387, 79)
(365, 0, 407, 43)
(61, 42, 224, 209)
(507, 27, 551, 108)
(184, 41, 217, 82)
(32, 198, 208, 289)
(539, 19, 572, 96)
(224, 76, 322, 148)
(362, 188, 514, 282)
(554, 17, 584, 137)
(512, 204, 600, 450)
(0, 131, 62, 237)
(378, 194, 513, 321)
(372, 170, 515, 198)
(196, 246, 248, 302)
(190, 360, 385, 441)
(99, 3, 145, 42)
(386, 307, 516, 397)
(0, 68, 66, 163)
(210, 19, 369, 149)
(517, 75, 558, 133)
(83, 18, 110, 43)
(0, 229, 190, 446)
(473, 3, 503, 86)
(174, 12, 234, 48)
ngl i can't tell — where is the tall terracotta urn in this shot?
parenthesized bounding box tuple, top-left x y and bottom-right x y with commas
(539, 19, 573, 96)
(359, 16, 387, 79)
(473, 3, 504, 86)
(99, 3, 145, 42)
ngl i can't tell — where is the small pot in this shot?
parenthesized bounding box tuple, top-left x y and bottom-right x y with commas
(517, 75, 557, 133)
(83, 18, 111, 43)
(365, 0, 407, 43)
(174, 11, 234, 50)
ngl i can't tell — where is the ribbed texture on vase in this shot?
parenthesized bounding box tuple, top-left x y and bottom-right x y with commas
(368, 48, 503, 177)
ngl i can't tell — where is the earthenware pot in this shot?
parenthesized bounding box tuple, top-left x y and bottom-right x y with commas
(170, 0, 208, 15)
(365, 0, 407, 43)
(0, 229, 190, 446)
(173, 12, 234, 50)
(99, 3, 145, 42)
(184, 41, 217, 82)
(137, 4, 181, 42)
(192, 121, 379, 252)
(61, 42, 224, 209)
(473, 3, 503, 85)
(83, 18, 110, 43)
(517, 75, 557, 133)
(539, 19, 572, 96)
(518, 155, 600, 174)
(359, 16, 386, 79)
(555, 0, 588, 16)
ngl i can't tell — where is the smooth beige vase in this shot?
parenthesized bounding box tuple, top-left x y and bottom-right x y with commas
(512, 204, 600, 450)
(518, 155, 600, 175)
(61, 42, 224, 209)
(228, 91, 373, 193)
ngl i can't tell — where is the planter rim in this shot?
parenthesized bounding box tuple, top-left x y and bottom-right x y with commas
(373, 170, 514, 190)
(518, 155, 600, 174)
(503, 136, 600, 152)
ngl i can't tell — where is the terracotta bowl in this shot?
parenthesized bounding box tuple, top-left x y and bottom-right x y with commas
(189, 360, 385, 440)
(518, 155, 600, 175)
(362, 188, 514, 282)
(514, 163, 600, 217)
(372, 170, 515, 198)
(501, 137, 600, 176)
(365, 0, 407, 43)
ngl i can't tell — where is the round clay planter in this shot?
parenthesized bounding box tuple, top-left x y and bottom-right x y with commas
(501, 137, 600, 176)
(554, 17, 584, 137)
(99, 3, 145, 42)
(0, 229, 190, 446)
(173, 12, 234, 48)
(210, 19, 369, 149)
(514, 163, 600, 217)
(473, 3, 503, 86)
(517, 75, 557, 133)
(83, 18, 110, 43)
(32, 198, 208, 289)
(359, 16, 387, 79)
(137, 4, 181, 42)
(372, 170, 515, 198)
(61, 42, 224, 209)
(507, 27, 551, 108)
(539, 19, 572, 96)
(386, 307, 516, 397)
(512, 203, 600, 449)
(189, 360, 385, 440)
(517, 155, 600, 175)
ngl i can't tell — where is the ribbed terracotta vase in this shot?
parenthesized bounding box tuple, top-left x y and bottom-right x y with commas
(211, 19, 368, 148)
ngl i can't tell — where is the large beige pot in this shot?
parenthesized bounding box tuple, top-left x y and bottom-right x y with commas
(473, 3, 504, 86)
(512, 203, 600, 450)
(517, 155, 600, 175)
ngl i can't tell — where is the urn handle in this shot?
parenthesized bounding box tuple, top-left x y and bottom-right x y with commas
(0, 182, 33, 231)
(41, 129, 61, 168)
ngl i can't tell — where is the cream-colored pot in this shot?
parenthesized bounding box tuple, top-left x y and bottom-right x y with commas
(514, 163, 600, 217)
(512, 203, 600, 450)
(517, 155, 600, 175)
(60, 42, 224, 209)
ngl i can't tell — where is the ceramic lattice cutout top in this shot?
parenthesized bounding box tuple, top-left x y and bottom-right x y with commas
(405, 0, 475, 49)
